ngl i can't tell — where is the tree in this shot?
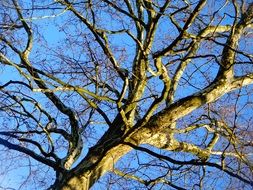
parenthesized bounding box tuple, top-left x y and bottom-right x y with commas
(0, 0, 253, 189)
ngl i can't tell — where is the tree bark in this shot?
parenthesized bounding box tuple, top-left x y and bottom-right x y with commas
(52, 144, 132, 190)
(51, 68, 253, 190)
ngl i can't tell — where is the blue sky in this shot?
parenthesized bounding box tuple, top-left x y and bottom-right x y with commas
(0, 0, 253, 189)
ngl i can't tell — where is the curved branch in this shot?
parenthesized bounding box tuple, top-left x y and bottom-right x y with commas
(0, 136, 63, 172)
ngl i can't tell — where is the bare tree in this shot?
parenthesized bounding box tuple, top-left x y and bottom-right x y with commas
(0, 0, 253, 189)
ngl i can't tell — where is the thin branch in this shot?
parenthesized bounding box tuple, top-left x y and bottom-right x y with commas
(123, 142, 253, 186)
(0, 136, 63, 172)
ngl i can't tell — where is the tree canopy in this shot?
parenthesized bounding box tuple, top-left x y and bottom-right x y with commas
(0, 0, 253, 189)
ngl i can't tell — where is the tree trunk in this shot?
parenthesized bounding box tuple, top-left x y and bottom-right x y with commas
(51, 71, 241, 190)
(51, 143, 132, 190)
